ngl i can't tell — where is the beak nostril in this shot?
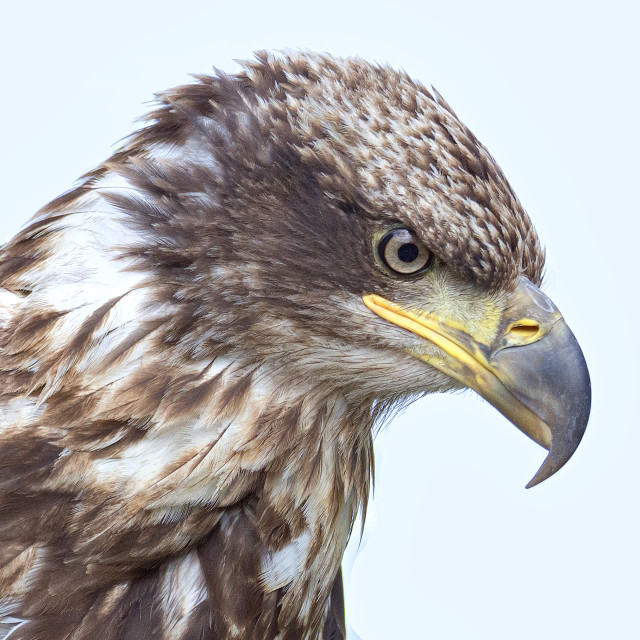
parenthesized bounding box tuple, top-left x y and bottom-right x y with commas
(507, 323, 540, 340)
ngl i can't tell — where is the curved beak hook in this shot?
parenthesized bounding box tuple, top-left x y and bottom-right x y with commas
(363, 277, 591, 488)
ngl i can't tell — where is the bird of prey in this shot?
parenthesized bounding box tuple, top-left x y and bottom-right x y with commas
(0, 51, 590, 640)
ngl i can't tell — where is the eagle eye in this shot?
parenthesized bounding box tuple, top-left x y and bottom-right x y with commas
(378, 228, 432, 275)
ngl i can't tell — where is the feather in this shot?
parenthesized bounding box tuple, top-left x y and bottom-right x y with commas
(0, 51, 546, 639)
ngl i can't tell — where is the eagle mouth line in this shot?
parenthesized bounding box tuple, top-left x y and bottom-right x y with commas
(362, 293, 553, 451)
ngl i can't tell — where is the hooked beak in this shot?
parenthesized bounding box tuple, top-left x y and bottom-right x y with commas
(363, 277, 591, 487)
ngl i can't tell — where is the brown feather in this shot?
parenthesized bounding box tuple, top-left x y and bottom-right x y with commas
(0, 51, 544, 639)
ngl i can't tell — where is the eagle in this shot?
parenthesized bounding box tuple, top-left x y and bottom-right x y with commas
(0, 51, 590, 640)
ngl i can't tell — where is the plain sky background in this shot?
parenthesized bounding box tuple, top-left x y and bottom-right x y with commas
(1, 1, 638, 638)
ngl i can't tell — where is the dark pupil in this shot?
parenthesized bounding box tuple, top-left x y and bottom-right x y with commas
(397, 243, 419, 263)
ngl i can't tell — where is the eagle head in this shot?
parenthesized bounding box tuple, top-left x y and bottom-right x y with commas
(98, 51, 588, 486)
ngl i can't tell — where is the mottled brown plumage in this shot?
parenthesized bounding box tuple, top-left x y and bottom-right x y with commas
(0, 51, 550, 639)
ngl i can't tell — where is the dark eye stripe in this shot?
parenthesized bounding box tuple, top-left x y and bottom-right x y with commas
(378, 228, 431, 275)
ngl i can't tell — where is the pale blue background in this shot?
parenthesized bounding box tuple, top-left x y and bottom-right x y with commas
(1, 1, 638, 638)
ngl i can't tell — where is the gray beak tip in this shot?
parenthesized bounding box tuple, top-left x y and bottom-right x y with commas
(525, 455, 557, 489)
